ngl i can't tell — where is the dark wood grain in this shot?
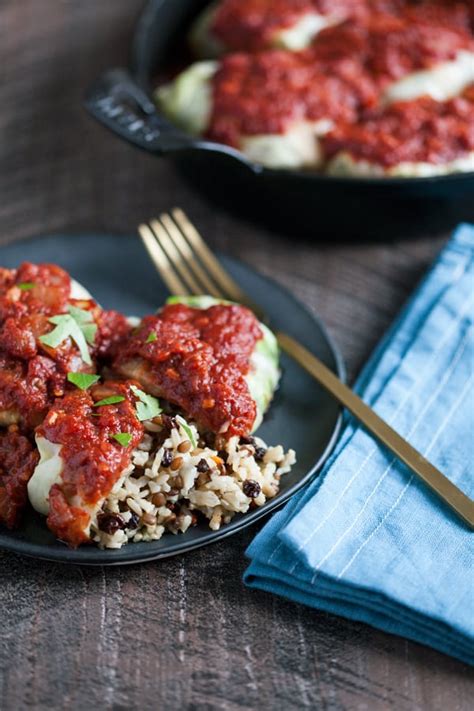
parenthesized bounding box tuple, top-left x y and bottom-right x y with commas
(0, 2, 472, 709)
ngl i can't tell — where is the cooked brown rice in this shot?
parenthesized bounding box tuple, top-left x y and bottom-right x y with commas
(90, 415, 295, 549)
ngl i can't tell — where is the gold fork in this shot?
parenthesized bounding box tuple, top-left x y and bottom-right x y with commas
(138, 209, 474, 530)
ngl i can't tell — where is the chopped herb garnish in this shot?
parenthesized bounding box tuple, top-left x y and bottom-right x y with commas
(67, 372, 101, 391)
(145, 332, 157, 343)
(39, 305, 97, 365)
(81, 323, 98, 345)
(18, 282, 35, 291)
(94, 395, 126, 407)
(111, 433, 132, 447)
(40, 315, 92, 365)
(176, 415, 197, 449)
(130, 385, 161, 421)
(68, 305, 97, 345)
(67, 305, 92, 323)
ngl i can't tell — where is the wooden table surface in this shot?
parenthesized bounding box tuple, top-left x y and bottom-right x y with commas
(1, 2, 472, 709)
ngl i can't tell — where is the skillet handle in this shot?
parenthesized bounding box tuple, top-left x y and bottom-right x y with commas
(84, 68, 195, 154)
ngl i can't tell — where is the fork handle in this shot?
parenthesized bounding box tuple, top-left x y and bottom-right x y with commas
(277, 332, 474, 529)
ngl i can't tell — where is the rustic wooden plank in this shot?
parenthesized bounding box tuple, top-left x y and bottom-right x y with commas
(0, 1, 472, 709)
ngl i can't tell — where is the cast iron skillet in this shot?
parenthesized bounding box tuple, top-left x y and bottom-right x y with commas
(85, 0, 474, 239)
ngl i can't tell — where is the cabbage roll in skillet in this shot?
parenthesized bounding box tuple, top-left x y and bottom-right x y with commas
(156, 4, 474, 170)
(324, 86, 474, 177)
(190, 0, 362, 56)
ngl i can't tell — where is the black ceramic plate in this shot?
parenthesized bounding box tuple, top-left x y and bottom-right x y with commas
(0, 234, 344, 565)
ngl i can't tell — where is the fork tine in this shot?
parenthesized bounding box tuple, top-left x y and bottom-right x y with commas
(171, 208, 251, 306)
(160, 212, 223, 299)
(150, 218, 202, 295)
(138, 223, 190, 296)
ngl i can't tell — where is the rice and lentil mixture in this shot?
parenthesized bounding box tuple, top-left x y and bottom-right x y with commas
(91, 413, 296, 549)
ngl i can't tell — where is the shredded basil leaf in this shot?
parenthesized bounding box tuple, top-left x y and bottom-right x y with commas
(111, 432, 132, 447)
(18, 282, 35, 291)
(81, 323, 98, 345)
(40, 315, 92, 365)
(94, 395, 126, 407)
(39, 305, 97, 365)
(176, 415, 197, 449)
(68, 304, 93, 324)
(145, 332, 157, 343)
(130, 385, 161, 421)
(68, 305, 97, 345)
(67, 373, 101, 391)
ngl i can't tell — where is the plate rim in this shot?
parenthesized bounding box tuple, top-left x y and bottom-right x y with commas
(0, 232, 345, 565)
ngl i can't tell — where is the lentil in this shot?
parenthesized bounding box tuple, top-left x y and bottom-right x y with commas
(173, 474, 184, 489)
(151, 492, 166, 507)
(142, 512, 157, 526)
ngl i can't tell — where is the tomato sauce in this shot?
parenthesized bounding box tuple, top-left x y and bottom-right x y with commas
(211, 0, 472, 53)
(322, 88, 474, 167)
(0, 428, 39, 529)
(312, 8, 474, 86)
(39, 381, 143, 547)
(0, 262, 71, 322)
(208, 49, 378, 146)
(207, 3, 473, 145)
(114, 303, 263, 437)
(211, 0, 382, 52)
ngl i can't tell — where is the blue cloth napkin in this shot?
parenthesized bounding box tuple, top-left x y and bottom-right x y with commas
(244, 224, 474, 664)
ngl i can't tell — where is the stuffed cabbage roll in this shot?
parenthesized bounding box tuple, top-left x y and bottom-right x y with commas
(113, 298, 280, 437)
(155, 52, 376, 169)
(310, 8, 474, 105)
(189, 0, 359, 57)
(324, 87, 474, 177)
